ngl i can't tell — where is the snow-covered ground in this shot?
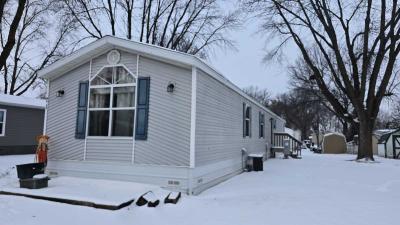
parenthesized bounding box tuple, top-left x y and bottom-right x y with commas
(0, 154, 34, 187)
(1, 152, 399, 225)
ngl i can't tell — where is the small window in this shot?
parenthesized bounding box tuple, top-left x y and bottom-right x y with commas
(0, 109, 6, 136)
(259, 112, 265, 138)
(273, 118, 276, 130)
(245, 105, 251, 137)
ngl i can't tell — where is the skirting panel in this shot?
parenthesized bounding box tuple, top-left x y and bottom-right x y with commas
(190, 157, 244, 195)
(46, 160, 190, 193)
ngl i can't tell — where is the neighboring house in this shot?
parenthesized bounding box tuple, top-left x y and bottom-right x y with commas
(38, 36, 285, 194)
(284, 127, 301, 141)
(347, 130, 395, 156)
(377, 129, 400, 159)
(0, 94, 45, 155)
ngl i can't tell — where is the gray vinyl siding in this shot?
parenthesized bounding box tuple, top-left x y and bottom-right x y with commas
(0, 105, 44, 154)
(134, 56, 192, 166)
(195, 69, 284, 166)
(85, 138, 133, 162)
(46, 63, 89, 160)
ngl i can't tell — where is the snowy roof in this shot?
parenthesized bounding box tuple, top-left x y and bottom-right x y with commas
(0, 94, 46, 109)
(376, 128, 400, 144)
(37, 36, 285, 123)
(323, 132, 345, 137)
(374, 129, 396, 137)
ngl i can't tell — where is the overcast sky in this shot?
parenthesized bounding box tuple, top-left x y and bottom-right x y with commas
(208, 17, 298, 97)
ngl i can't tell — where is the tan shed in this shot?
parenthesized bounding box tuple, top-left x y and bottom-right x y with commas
(322, 133, 347, 154)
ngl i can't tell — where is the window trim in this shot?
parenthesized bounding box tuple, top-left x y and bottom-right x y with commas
(0, 109, 6, 137)
(87, 64, 138, 138)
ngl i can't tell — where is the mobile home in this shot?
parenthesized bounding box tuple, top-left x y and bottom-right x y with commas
(0, 95, 45, 155)
(38, 36, 285, 194)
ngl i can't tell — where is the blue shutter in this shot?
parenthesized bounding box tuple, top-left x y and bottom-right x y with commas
(259, 112, 262, 138)
(249, 107, 252, 137)
(75, 81, 89, 139)
(135, 77, 150, 140)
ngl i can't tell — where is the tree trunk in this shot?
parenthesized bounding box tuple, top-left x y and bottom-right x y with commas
(301, 126, 308, 140)
(357, 118, 374, 160)
(342, 121, 348, 140)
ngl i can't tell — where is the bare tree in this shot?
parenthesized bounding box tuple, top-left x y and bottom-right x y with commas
(288, 56, 358, 141)
(118, 0, 135, 39)
(1, 0, 73, 95)
(0, 0, 27, 73)
(269, 87, 334, 140)
(58, 0, 241, 57)
(243, 85, 271, 107)
(244, 0, 400, 160)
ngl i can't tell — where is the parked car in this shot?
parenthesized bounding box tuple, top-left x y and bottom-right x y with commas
(310, 144, 322, 153)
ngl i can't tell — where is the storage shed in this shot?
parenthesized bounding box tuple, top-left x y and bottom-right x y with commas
(322, 133, 347, 154)
(0, 94, 45, 155)
(38, 36, 285, 194)
(377, 128, 400, 159)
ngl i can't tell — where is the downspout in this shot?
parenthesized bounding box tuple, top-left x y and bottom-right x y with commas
(42, 79, 49, 135)
(188, 66, 197, 195)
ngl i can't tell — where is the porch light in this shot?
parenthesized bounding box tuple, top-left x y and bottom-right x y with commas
(56, 89, 65, 97)
(167, 82, 175, 93)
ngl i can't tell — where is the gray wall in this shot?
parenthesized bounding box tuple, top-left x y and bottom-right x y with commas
(46, 46, 284, 175)
(47, 49, 193, 167)
(86, 138, 133, 162)
(46, 62, 89, 160)
(0, 104, 44, 155)
(134, 56, 192, 166)
(195, 69, 285, 167)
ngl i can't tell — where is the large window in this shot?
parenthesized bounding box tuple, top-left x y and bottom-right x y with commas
(0, 109, 5, 136)
(245, 105, 251, 137)
(88, 66, 136, 137)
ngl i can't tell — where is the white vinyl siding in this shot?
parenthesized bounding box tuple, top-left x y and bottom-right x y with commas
(134, 56, 192, 167)
(47, 63, 89, 160)
(85, 138, 133, 162)
(195, 69, 284, 166)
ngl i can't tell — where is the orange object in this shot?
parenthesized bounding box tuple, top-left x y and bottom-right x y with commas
(35, 135, 49, 165)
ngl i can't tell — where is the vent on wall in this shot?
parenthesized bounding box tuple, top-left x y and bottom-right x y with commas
(168, 180, 180, 186)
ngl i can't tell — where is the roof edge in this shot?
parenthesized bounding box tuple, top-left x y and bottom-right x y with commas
(38, 36, 285, 122)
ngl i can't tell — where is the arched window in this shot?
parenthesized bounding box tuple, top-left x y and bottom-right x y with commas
(88, 65, 136, 137)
